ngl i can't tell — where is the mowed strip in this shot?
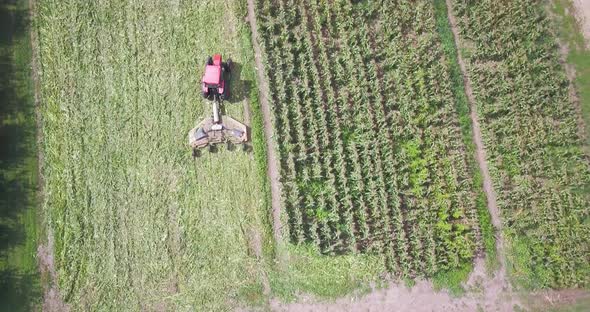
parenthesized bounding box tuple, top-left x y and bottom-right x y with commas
(36, 0, 269, 310)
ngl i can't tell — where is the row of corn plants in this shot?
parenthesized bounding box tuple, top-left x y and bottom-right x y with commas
(255, 0, 482, 278)
(449, 0, 590, 288)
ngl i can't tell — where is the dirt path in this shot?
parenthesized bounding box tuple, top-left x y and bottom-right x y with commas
(245, 0, 285, 263)
(550, 2, 589, 147)
(271, 281, 590, 312)
(573, 0, 590, 46)
(444, 0, 509, 290)
(556, 0, 590, 146)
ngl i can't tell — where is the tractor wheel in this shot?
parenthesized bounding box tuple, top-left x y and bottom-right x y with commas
(192, 149, 201, 158)
(202, 91, 209, 99)
(208, 144, 218, 153)
(206, 56, 213, 66)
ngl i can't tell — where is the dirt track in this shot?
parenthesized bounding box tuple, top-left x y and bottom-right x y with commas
(245, 0, 284, 257)
(573, 0, 590, 45)
(444, 0, 509, 293)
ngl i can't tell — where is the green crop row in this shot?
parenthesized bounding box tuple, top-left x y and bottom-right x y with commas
(256, 0, 481, 278)
(450, 0, 590, 289)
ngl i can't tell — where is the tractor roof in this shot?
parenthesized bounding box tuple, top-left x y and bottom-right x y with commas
(202, 65, 221, 84)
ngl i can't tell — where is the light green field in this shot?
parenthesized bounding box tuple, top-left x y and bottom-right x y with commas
(36, 0, 271, 309)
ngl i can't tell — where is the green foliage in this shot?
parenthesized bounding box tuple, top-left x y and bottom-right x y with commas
(450, 0, 590, 288)
(256, 0, 481, 280)
(432, 263, 472, 297)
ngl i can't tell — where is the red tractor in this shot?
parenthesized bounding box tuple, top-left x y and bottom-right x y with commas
(201, 54, 232, 100)
(188, 54, 248, 156)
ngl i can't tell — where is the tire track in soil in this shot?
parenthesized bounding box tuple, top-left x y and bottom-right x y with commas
(245, 0, 285, 268)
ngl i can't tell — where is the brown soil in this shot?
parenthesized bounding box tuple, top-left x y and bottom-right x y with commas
(245, 0, 285, 265)
(573, 0, 590, 46)
(38, 239, 69, 312)
(525, 289, 590, 309)
(271, 280, 520, 312)
(270, 282, 590, 312)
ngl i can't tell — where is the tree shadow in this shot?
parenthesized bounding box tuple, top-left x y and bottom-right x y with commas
(0, 0, 34, 255)
(0, 0, 41, 311)
(0, 269, 42, 311)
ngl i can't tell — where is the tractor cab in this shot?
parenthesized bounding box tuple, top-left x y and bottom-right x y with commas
(202, 65, 221, 86)
(201, 54, 231, 100)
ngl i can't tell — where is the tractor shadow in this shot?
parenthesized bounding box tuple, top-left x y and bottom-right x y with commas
(220, 61, 254, 153)
(225, 61, 249, 105)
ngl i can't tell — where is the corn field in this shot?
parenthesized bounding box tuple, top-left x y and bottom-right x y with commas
(256, 0, 482, 277)
(451, 0, 590, 288)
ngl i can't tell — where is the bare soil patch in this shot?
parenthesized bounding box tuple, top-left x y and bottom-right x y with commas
(270, 280, 519, 312)
(573, 0, 590, 46)
(38, 240, 69, 312)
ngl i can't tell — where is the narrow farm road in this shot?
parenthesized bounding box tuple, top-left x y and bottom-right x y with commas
(573, 0, 590, 45)
(246, 0, 285, 261)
